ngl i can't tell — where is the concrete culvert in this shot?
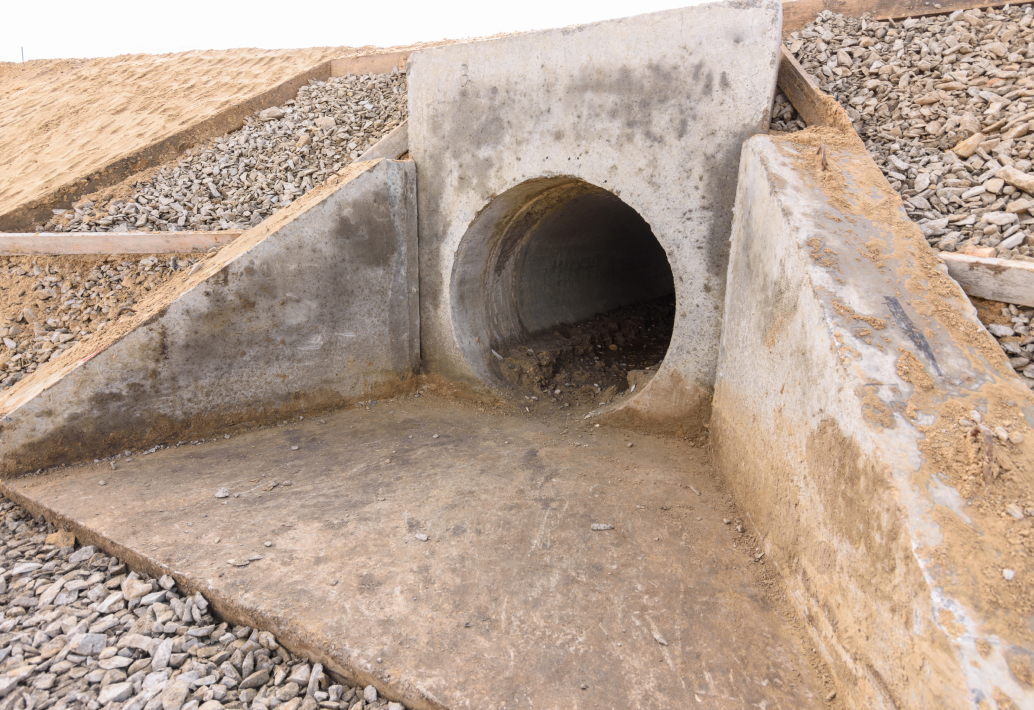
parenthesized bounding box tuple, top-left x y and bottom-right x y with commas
(451, 177, 676, 403)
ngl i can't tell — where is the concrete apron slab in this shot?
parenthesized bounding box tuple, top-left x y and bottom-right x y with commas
(712, 130, 1034, 709)
(408, 0, 782, 435)
(4, 396, 826, 710)
(0, 158, 419, 475)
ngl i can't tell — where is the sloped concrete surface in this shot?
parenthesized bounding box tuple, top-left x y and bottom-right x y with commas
(3, 396, 826, 710)
(408, 0, 782, 433)
(712, 132, 1034, 709)
(0, 158, 418, 474)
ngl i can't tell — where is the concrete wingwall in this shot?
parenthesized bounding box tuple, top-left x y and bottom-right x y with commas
(407, 0, 782, 433)
(0, 158, 419, 475)
(712, 130, 1034, 709)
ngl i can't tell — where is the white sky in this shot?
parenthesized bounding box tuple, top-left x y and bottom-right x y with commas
(1, 0, 710, 64)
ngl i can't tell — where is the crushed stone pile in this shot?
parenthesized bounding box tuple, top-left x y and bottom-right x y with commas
(0, 255, 203, 391)
(0, 497, 406, 710)
(776, 5, 1034, 260)
(42, 72, 407, 234)
(974, 298, 1034, 389)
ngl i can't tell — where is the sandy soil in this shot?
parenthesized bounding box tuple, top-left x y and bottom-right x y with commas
(0, 47, 365, 217)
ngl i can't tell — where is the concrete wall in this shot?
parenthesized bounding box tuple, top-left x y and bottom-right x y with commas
(0, 159, 418, 475)
(408, 0, 782, 432)
(712, 132, 1034, 709)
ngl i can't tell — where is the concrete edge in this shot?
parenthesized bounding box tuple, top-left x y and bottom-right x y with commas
(0, 480, 448, 710)
(0, 158, 420, 474)
(713, 129, 1034, 709)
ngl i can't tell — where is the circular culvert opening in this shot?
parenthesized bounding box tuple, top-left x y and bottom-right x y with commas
(451, 177, 676, 406)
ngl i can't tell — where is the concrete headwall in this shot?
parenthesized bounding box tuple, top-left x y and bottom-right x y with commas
(0, 159, 418, 475)
(712, 130, 1034, 709)
(408, 0, 782, 431)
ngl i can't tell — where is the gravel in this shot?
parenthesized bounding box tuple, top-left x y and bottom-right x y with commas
(773, 6, 1034, 385)
(42, 72, 407, 234)
(0, 497, 408, 710)
(0, 255, 206, 391)
(982, 301, 1034, 389)
(776, 4, 1034, 260)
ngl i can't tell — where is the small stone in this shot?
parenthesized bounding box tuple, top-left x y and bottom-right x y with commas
(953, 132, 985, 158)
(70, 632, 107, 656)
(215, 487, 229, 498)
(415, 533, 429, 542)
(162, 677, 192, 710)
(364, 685, 378, 703)
(99, 681, 135, 704)
(99, 480, 107, 486)
(68, 545, 97, 564)
(985, 178, 1005, 195)
(239, 669, 270, 689)
(1004, 569, 1016, 581)
(122, 577, 152, 600)
(258, 107, 285, 121)
(1007, 504, 1025, 520)
(591, 523, 614, 531)
(988, 324, 1016, 337)
(653, 633, 668, 646)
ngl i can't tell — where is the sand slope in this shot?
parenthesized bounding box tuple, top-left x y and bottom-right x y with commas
(0, 47, 363, 217)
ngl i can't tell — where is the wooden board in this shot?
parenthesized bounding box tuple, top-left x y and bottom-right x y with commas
(0, 231, 243, 256)
(356, 121, 409, 163)
(783, 0, 1007, 31)
(777, 45, 857, 131)
(331, 51, 410, 77)
(939, 253, 1034, 307)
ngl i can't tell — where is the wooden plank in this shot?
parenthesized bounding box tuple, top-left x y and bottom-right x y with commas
(356, 121, 409, 163)
(331, 51, 410, 77)
(776, 45, 855, 131)
(783, 0, 1007, 31)
(0, 231, 243, 256)
(939, 253, 1034, 307)
(0, 60, 335, 234)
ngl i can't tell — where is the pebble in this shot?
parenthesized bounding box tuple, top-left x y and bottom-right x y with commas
(215, 487, 230, 499)
(1004, 568, 1017, 580)
(590, 524, 615, 531)
(43, 72, 408, 236)
(0, 495, 414, 710)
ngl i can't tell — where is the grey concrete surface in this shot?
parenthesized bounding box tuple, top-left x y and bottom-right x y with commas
(712, 134, 1034, 709)
(407, 0, 782, 433)
(0, 159, 419, 474)
(3, 395, 827, 710)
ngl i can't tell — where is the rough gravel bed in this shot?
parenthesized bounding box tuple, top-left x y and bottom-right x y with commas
(41, 72, 407, 234)
(775, 4, 1034, 259)
(0, 255, 208, 391)
(0, 498, 403, 710)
